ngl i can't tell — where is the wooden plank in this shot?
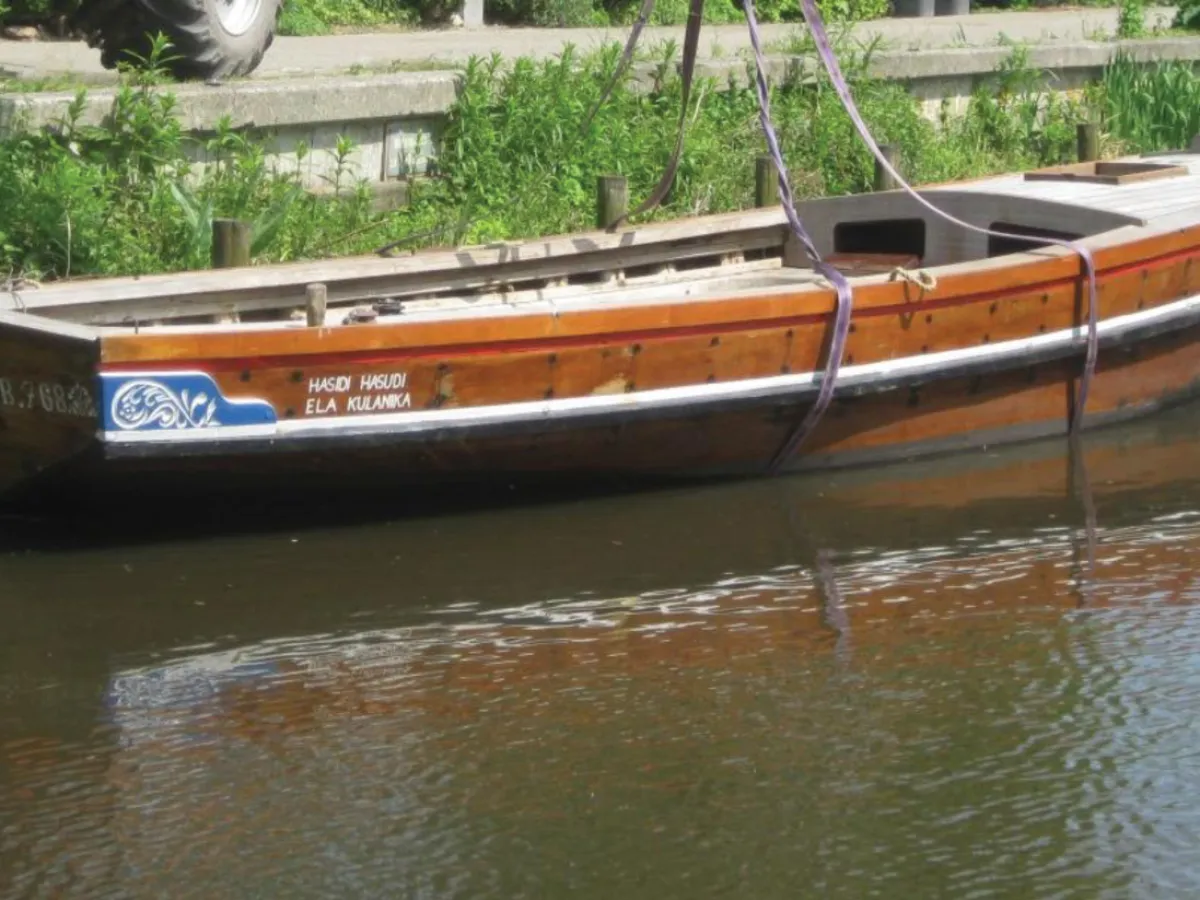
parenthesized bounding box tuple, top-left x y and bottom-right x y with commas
(137, 258, 789, 334)
(91, 217, 1200, 365)
(18, 209, 792, 321)
(190, 251, 1187, 428)
(1024, 161, 1191, 185)
(33, 227, 792, 327)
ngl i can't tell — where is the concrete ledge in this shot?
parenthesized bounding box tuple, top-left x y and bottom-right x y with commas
(2, 37, 1197, 189)
(0, 71, 461, 134)
(4, 38, 1199, 137)
(688, 38, 1200, 87)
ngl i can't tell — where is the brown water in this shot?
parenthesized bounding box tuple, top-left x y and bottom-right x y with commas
(2, 404, 1200, 899)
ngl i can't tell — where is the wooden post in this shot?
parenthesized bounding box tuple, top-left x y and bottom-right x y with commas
(596, 175, 628, 230)
(211, 218, 251, 269)
(755, 155, 780, 208)
(873, 146, 899, 192)
(1077, 122, 1100, 163)
(305, 282, 328, 328)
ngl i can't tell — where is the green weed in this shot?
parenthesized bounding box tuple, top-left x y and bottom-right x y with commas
(1117, 0, 1146, 37)
(0, 40, 1194, 283)
(1173, 0, 1200, 31)
(1102, 53, 1200, 150)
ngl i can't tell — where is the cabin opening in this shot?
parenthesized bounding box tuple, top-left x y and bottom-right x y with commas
(833, 218, 926, 260)
(986, 222, 1082, 258)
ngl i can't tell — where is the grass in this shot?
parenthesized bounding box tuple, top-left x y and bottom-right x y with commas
(0, 74, 116, 93)
(277, 0, 889, 31)
(0, 36, 1196, 283)
(278, 0, 419, 35)
(1102, 52, 1200, 150)
(342, 58, 464, 75)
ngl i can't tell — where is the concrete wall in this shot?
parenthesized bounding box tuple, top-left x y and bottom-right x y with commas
(1, 38, 1198, 191)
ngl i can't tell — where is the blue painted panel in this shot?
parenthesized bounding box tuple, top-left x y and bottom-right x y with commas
(100, 371, 278, 432)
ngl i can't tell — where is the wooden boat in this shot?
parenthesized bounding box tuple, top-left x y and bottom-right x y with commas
(2, 151, 1199, 508)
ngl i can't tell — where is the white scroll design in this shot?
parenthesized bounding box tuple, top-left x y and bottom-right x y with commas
(110, 379, 220, 431)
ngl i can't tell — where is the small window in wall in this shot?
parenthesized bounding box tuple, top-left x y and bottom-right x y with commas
(987, 222, 1082, 258)
(833, 218, 926, 259)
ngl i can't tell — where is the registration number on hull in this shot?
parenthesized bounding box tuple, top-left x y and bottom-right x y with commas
(0, 377, 95, 419)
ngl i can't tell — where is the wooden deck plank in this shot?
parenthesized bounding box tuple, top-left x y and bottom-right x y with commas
(934, 154, 1200, 223)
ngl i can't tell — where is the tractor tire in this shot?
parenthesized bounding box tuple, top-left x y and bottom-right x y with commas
(74, 0, 280, 80)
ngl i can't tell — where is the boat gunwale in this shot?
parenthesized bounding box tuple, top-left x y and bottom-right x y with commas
(98, 289, 1200, 458)
(70, 190, 1149, 334)
(90, 217, 1200, 367)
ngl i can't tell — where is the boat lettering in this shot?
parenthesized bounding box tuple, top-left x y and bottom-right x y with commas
(0, 377, 95, 418)
(300, 370, 414, 417)
(305, 397, 339, 416)
(358, 372, 407, 392)
(346, 393, 412, 413)
(308, 375, 351, 394)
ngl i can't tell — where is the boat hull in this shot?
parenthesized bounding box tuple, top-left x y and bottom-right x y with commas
(4, 179, 1200, 514)
(13, 317, 1198, 512)
(0, 312, 98, 498)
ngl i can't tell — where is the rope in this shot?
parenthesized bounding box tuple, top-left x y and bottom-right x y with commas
(788, 0, 1100, 437)
(889, 266, 937, 292)
(583, 0, 1101, 469)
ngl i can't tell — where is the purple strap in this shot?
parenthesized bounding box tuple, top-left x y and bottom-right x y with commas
(582, 0, 658, 131)
(788, 0, 1100, 432)
(590, 0, 1102, 468)
(742, 1, 855, 473)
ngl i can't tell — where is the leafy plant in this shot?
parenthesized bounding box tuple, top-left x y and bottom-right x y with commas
(1117, 0, 1145, 37)
(1174, 0, 1200, 30)
(0, 40, 1193, 283)
(278, 0, 418, 33)
(1103, 52, 1200, 150)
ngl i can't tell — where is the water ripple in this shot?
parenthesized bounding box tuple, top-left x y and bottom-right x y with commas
(3, 489, 1200, 897)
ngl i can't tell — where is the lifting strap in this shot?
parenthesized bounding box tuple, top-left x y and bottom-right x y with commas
(592, 0, 1101, 471)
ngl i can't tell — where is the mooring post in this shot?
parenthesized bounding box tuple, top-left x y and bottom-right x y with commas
(1077, 122, 1100, 163)
(211, 218, 251, 269)
(305, 282, 328, 328)
(755, 155, 780, 208)
(873, 146, 899, 192)
(596, 175, 628, 230)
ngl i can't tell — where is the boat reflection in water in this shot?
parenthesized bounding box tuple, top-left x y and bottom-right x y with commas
(2, 403, 1200, 898)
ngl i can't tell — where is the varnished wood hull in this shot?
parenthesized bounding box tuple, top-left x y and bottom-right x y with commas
(13, 318, 1198, 512)
(3, 160, 1200, 513)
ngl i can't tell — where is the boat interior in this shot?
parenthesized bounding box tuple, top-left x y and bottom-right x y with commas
(5, 152, 1200, 335)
